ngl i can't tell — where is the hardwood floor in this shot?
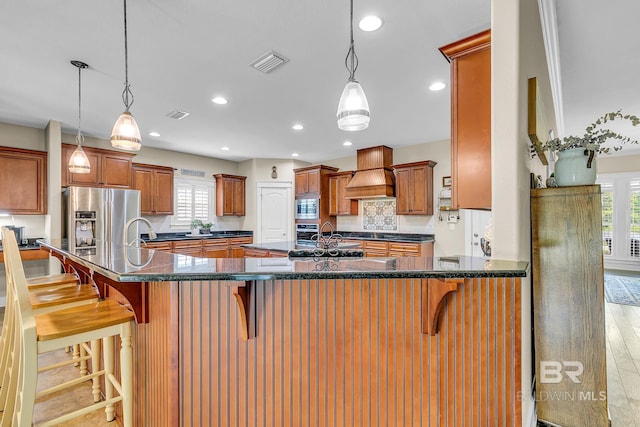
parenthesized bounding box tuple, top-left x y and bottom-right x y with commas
(606, 300, 640, 427)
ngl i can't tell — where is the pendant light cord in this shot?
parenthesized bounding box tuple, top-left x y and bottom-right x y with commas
(344, 0, 359, 80)
(77, 65, 82, 138)
(122, 0, 134, 111)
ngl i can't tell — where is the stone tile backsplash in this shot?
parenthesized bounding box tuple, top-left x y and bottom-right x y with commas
(362, 200, 397, 230)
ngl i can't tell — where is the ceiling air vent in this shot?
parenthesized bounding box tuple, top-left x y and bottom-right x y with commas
(249, 50, 289, 73)
(166, 110, 190, 120)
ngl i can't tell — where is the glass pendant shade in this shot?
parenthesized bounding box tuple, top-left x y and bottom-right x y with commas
(337, 79, 370, 131)
(111, 111, 141, 151)
(68, 143, 91, 174)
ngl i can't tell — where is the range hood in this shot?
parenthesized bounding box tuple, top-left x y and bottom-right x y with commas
(345, 145, 395, 199)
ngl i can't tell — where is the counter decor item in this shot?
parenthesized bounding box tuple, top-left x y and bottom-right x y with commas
(190, 219, 202, 235)
(531, 110, 639, 186)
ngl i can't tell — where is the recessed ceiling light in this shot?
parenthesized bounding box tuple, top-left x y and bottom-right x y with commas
(212, 96, 228, 105)
(291, 152, 299, 157)
(221, 146, 230, 151)
(343, 141, 352, 146)
(292, 123, 304, 130)
(148, 131, 160, 137)
(429, 81, 446, 91)
(359, 15, 383, 32)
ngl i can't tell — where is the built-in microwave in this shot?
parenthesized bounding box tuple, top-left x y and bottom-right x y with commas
(295, 198, 319, 220)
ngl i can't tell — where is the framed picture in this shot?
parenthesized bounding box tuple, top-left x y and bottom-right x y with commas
(442, 176, 452, 187)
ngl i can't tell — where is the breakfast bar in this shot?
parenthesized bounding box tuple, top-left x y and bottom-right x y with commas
(39, 239, 528, 427)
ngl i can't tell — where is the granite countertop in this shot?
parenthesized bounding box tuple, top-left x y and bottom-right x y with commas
(37, 239, 528, 282)
(140, 230, 253, 242)
(335, 231, 434, 243)
(242, 241, 360, 253)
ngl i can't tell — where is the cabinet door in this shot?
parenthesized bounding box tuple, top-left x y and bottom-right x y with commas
(64, 145, 101, 187)
(295, 171, 308, 196)
(232, 178, 245, 215)
(441, 31, 491, 209)
(329, 173, 357, 216)
(395, 168, 411, 214)
(153, 170, 174, 215)
(145, 241, 173, 252)
(0, 147, 47, 214)
(306, 169, 320, 194)
(102, 153, 132, 188)
(409, 166, 430, 214)
(329, 176, 339, 215)
(202, 239, 230, 258)
(133, 168, 154, 215)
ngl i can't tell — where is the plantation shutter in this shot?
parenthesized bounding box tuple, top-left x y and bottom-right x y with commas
(629, 179, 640, 257)
(600, 181, 614, 256)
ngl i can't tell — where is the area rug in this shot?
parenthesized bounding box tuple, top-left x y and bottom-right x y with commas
(604, 274, 640, 307)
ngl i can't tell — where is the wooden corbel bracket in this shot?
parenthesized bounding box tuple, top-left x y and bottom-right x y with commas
(233, 281, 255, 340)
(421, 278, 463, 335)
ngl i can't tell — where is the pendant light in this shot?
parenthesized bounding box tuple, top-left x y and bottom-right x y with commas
(336, 0, 370, 131)
(111, 0, 141, 151)
(68, 60, 91, 174)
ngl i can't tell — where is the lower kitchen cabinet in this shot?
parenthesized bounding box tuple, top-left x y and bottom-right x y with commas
(229, 237, 252, 258)
(172, 240, 203, 256)
(243, 248, 269, 258)
(0, 146, 47, 215)
(344, 239, 434, 257)
(144, 241, 173, 252)
(202, 240, 229, 258)
(363, 240, 389, 257)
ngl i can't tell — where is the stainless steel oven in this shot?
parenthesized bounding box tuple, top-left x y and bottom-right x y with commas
(295, 198, 319, 220)
(295, 223, 319, 246)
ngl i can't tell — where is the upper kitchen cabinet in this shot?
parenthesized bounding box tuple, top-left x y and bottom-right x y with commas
(392, 160, 437, 215)
(294, 165, 338, 197)
(0, 146, 47, 215)
(329, 171, 358, 216)
(214, 174, 246, 216)
(132, 163, 175, 215)
(62, 143, 135, 189)
(439, 29, 491, 210)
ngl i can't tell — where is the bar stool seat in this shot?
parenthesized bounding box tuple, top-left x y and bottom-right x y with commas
(26, 272, 80, 290)
(1, 227, 135, 427)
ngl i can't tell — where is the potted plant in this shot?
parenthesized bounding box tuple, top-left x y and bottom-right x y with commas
(190, 219, 203, 235)
(201, 222, 213, 234)
(532, 110, 639, 186)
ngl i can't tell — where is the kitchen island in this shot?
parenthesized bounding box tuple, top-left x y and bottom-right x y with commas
(39, 239, 528, 427)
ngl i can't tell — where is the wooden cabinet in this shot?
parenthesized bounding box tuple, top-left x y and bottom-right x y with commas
(295, 167, 320, 196)
(172, 240, 202, 256)
(294, 165, 338, 198)
(362, 240, 389, 257)
(62, 143, 136, 188)
(392, 161, 436, 215)
(202, 239, 229, 258)
(439, 30, 491, 210)
(229, 237, 252, 258)
(329, 172, 358, 216)
(144, 241, 173, 252)
(242, 247, 269, 258)
(531, 186, 607, 426)
(214, 174, 246, 216)
(0, 146, 47, 215)
(133, 163, 174, 215)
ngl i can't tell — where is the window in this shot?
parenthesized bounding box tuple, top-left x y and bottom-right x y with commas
(597, 172, 640, 261)
(172, 177, 215, 226)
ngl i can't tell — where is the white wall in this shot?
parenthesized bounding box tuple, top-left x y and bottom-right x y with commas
(598, 153, 640, 173)
(492, 0, 556, 424)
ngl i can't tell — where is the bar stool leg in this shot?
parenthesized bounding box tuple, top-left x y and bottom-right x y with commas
(103, 335, 115, 422)
(73, 343, 80, 367)
(120, 322, 133, 427)
(90, 339, 101, 403)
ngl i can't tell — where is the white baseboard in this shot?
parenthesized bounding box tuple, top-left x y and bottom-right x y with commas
(0, 296, 5, 308)
(604, 259, 640, 272)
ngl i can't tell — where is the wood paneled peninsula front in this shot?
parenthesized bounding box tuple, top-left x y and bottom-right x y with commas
(38, 239, 528, 427)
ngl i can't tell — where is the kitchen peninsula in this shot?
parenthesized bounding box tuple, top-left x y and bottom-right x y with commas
(39, 239, 528, 427)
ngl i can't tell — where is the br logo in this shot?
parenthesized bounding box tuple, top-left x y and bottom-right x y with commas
(539, 361, 583, 384)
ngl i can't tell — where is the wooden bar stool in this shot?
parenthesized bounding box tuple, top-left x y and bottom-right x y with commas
(1, 228, 135, 427)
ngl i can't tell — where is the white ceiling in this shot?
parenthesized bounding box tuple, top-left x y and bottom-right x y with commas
(1, 0, 638, 162)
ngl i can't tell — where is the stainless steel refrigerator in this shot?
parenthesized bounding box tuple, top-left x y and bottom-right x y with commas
(63, 187, 141, 254)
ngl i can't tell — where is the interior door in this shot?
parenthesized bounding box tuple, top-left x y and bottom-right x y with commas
(257, 184, 292, 243)
(465, 209, 492, 257)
